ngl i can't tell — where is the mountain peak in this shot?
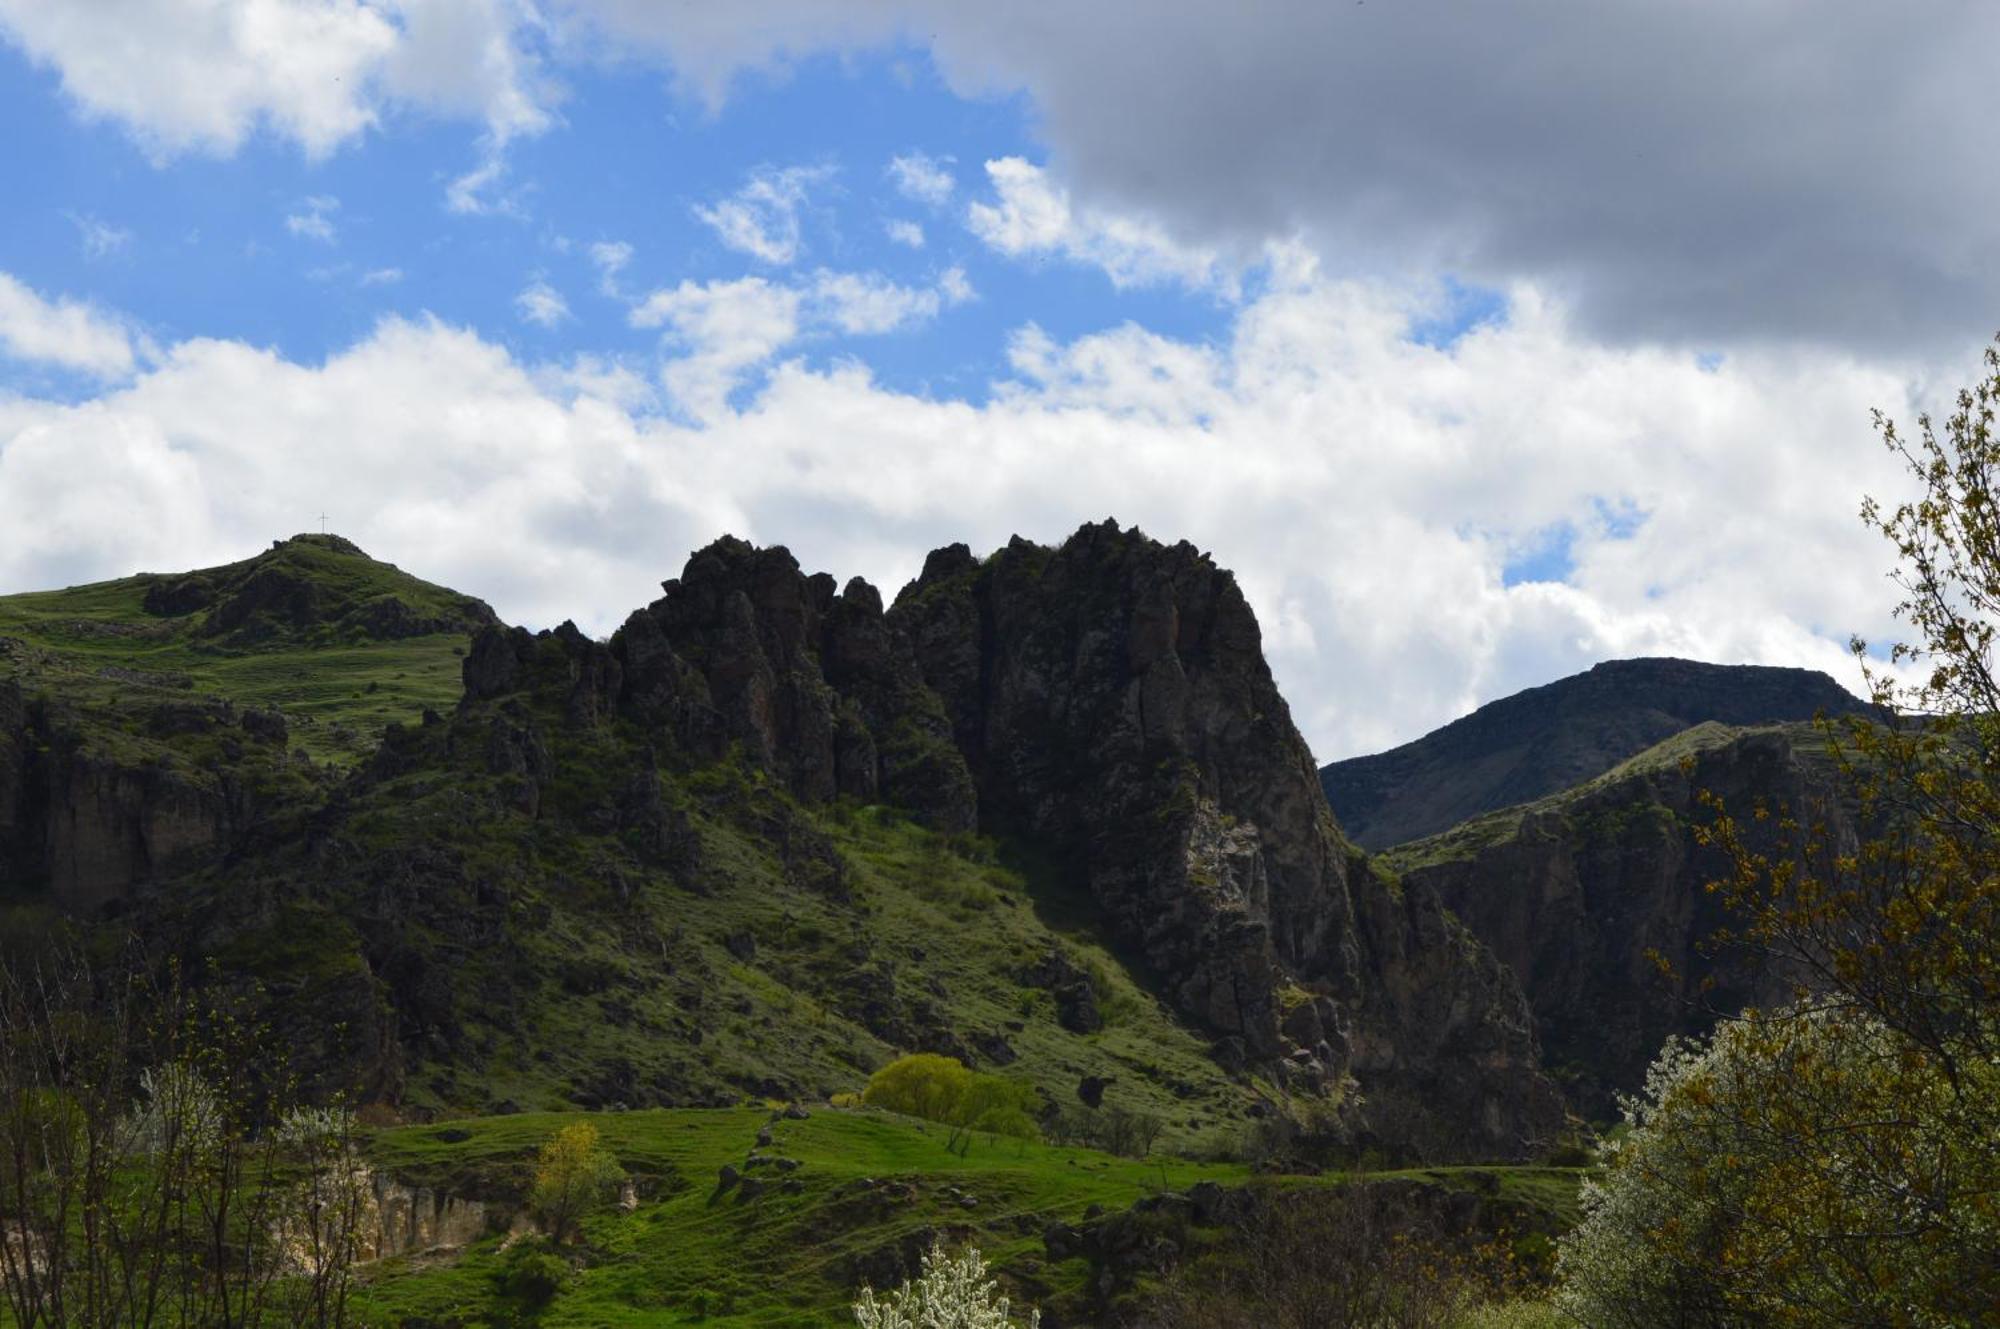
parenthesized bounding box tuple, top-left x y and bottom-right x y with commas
(1320, 657, 1874, 849)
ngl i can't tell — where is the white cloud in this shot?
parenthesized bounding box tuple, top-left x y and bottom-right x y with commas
(361, 266, 404, 285)
(589, 240, 633, 295)
(805, 270, 943, 335)
(0, 272, 1939, 761)
(693, 164, 832, 265)
(630, 276, 802, 421)
(0, 0, 555, 163)
(0, 272, 140, 376)
(938, 265, 974, 306)
(285, 195, 340, 243)
(556, 1, 2000, 353)
(515, 279, 570, 327)
(968, 157, 1231, 294)
(884, 219, 925, 248)
(69, 213, 132, 260)
(887, 151, 953, 206)
(626, 267, 970, 414)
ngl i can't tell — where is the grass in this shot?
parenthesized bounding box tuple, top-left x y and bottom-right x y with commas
(352, 1106, 1586, 1328)
(0, 535, 483, 766)
(1379, 718, 1828, 875)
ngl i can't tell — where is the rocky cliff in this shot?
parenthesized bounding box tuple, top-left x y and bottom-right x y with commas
(882, 525, 1562, 1157)
(1320, 658, 1873, 850)
(3, 525, 1565, 1162)
(1388, 722, 1853, 1115)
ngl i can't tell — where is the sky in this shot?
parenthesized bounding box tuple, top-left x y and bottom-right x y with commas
(0, 1, 1994, 762)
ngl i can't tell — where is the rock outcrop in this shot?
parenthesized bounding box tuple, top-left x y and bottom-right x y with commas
(1320, 657, 1874, 849)
(1392, 724, 1850, 1116)
(0, 685, 285, 913)
(452, 524, 1563, 1156)
(887, 524, 1562, 1158)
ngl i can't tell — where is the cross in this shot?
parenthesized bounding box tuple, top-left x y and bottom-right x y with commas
(318, 510, 327, 534)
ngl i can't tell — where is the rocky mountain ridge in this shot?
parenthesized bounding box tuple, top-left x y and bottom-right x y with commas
(1384, 720, 1855, 1115)
(0, 526, 1564, 1162)
(1319, 656, 1874, 850)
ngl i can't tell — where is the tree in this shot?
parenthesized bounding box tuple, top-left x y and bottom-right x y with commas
(529, 1121, 623, 1244)
(1148, 1181, 1516, 1329)
(860, 1055, 1040, 1153)
(0, 947, 369, 1328)
(1558, 340, 2000, 1324)
(853, 1240, 1040, 1329)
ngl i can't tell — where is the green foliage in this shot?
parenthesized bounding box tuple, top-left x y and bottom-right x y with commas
(496, 1241, 569, 1308)
(862, 1054, 1041, 1153)
(529, 1121, 624, 1243)
(1563, 339, 2000, 1325)
(1557, 1009, 2000, 1325)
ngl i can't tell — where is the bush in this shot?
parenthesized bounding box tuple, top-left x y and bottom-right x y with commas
(497, 1242, 568, 1308)
(860, 1054, 1040, 1153)
(853, 1240, 1039, 1329)
(1555, 1008, 2000, 1325)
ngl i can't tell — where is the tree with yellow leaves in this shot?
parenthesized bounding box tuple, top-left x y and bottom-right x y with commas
(529, 1121, 624, 1245)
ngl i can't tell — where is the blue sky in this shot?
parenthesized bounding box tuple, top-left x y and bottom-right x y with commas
(0, 38, 1265, 408)
(0, 3, 1986, 758)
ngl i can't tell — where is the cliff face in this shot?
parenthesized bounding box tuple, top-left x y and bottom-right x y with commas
(453, 524, 1563, 1156)
(5, 525, 1565, 1161)
(0, 680, 290, 913)
(885, 526, 1562, 1157)
(1392, 725, 1849, 1115)
(1320, 657, 1873, 850)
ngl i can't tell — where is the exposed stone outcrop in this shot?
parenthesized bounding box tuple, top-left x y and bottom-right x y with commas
(463, 536, 979, 831)
(1395, 725, 1845, 1116)
(1321, 657, 1875, 850)
(0, 686, 267, 914)
(449, 525, 1563, 1156)
(888, 523, 1563, 1158)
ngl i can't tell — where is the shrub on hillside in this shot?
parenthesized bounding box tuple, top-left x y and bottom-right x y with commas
(853, 1240, 1039, 1329)
(861, 1054, 1040, 1153)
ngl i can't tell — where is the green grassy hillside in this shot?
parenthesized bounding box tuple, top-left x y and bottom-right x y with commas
(0, 534, 491, 766)
(352, 1105, 1584, 1327)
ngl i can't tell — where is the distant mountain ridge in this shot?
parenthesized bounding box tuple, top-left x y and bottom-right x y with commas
(1319, 657, 1875, 850)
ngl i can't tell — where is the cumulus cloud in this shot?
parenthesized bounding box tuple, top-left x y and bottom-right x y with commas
(693, 164, 833, 265)
(361, 266, 404, 285)
(630, 276, 802, 421)
(887, 151, 953, 206)
(0, 273, 141, 376)
(0, 268, 1937, 759)
(0, 0, 554, 163)
(515, 278, 570, 327)
(285, 195, 340, 243)
(557, 0, 2000, 353)
(805, 270, 946, 335)
(968, 157, 1231, 295)
(884, 218, 924, 248)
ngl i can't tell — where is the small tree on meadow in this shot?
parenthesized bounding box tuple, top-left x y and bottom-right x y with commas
(853, 1240, 1040, 1329)
(860, 1054, 1039, 1154)
(529, 1121, 623, 1245)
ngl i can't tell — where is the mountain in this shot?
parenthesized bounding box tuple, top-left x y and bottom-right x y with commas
(1382, 720, 1855, 1116)
(0, 524, 1564, 1163)
(1318, 657, 1874, 850)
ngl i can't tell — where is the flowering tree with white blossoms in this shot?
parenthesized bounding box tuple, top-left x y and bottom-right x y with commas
(853, 1241, 1040, 1329)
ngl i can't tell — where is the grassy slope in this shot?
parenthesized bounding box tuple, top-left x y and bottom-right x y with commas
(343, 727, 1262, 1148)
(354, 1106, 1585, 1328)
(0, 536, 481, 766)
(1379, 718, 1831, 874)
